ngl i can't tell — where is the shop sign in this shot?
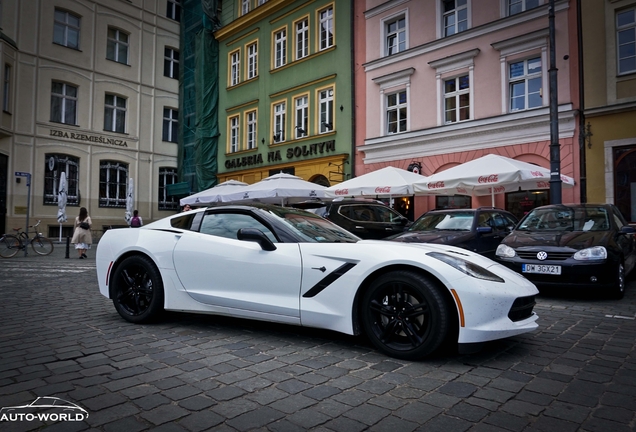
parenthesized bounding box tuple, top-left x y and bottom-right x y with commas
(225, 140, 336, 170)
(50, 129, 128, 147)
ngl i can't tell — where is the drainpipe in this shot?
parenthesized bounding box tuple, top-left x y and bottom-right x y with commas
(577, 0, 587, 203)
(349, 0, 356, 178)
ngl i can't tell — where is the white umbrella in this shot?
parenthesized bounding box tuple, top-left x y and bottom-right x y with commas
(324, 166, 426, 198)
(57, 171, 67, 242)
(180, 180, 248, 206)
(125, 177, 134, 225)
(222, 172, 326, 205)
(413, 154, 575, 206)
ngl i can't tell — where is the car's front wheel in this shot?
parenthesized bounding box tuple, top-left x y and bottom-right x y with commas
(611, 260, 626, 300)
(111, 255, 164, 323)
(361, 270, 450, 360)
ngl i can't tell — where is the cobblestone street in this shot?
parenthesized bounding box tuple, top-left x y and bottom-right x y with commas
(0, 244, 635, 431)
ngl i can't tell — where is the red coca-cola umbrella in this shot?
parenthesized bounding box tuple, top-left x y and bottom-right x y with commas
(413, 154, 575, 206)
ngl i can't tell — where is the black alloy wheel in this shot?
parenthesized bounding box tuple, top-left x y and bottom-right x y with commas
(361, 270, 450, 360)
(111, 255, 164, 323)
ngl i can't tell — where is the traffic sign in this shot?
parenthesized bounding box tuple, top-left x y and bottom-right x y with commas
(15, 171, 31, 177)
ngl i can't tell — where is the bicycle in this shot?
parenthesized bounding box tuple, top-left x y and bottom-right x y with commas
(0, 220, 54, 258)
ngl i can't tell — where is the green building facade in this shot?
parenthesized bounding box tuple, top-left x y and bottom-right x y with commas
(213, 0, 353, 186)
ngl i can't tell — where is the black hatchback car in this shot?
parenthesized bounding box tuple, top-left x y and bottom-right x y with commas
(495, 204, 636, 299)
(312, 199, 410, 239)
(388, 207, 518, 259)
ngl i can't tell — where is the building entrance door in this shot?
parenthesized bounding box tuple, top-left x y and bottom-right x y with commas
(614, 146, 636, 223)
(0, 154, 7, 235)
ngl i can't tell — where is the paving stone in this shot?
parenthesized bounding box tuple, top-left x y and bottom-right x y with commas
(394, 401, 442, 423)
(483, 411, 530, 432)
(343, 402, 391, 426)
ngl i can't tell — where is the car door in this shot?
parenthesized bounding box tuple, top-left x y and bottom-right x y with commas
(612, 206, 636, 273)
(475, 211, 506, 258)
(172, 210, 302, 319)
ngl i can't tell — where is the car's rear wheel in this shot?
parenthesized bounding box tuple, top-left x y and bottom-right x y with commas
(611, 260, 625, 300)
(111, 255, 164, 323)
(361, 270, 450, 360)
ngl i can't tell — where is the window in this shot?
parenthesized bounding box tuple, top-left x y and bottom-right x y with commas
(386, 16, 406, 56)
(230, 116, 239, 152)
(163, 108, 178, 143)
(242, 0, 250, 15)
(106, 27, 129, 64)
(617, 8, 636, 75)
(51, 82, 77, 125)
(200, 212, 277, 242)
(230, 50, 240, 86)
(386, 90, 407, 134)
(273, 102, 286, 142)
(44, 154, 80, 207)
(296, 18, 309, 60)
(274, 29, 287, 68)
(258, 0, 267, 5)
(247, 42, 258, 79)
(443, 0, 468, 37)
(104, 94, 126, 133)
(99, 161, 128, 207)
(444, 75, 470, 123)
(53, 9, 80, 49)
(319, 88, 333, 133)
(164, 47, 179, 79)
(3, 64, 10, 112)
(295, 95, 308, 138)
(319, 6, 334, 50)
(167, 0, 181, 22)
(246, 110, 257, 149)
(508, 0, 540, 16)
(509, 57, 542, 111)
(159, 167, 179, 211)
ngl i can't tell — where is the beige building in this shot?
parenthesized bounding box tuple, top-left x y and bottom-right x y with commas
(0, 0, 180, 239)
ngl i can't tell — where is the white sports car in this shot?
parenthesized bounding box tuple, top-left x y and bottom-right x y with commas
(96, 204, 539, 360)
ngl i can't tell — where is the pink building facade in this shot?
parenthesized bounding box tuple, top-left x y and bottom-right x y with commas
(354, 0, 581, 220)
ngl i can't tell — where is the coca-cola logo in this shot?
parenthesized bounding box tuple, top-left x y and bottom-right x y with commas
(530, 170, 544, 177)
(536, 181, 550, 188)
(428, 181, 445, 189)
(456, 188, 467, 194)
(334, 189, 349, 196)
(492, 186, 505, 193)
(478, 174, 498, 183)
(375, 186, 391, 193)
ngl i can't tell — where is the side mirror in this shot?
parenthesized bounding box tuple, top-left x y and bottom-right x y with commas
(237, 228, 277, 251)
(620, 226, 636, 234)
(476, 226, 493, 234)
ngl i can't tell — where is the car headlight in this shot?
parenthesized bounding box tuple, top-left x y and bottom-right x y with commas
(573, 246, 607, 260)
(427, 252, 505, 283)
(496, 244, 516, 258)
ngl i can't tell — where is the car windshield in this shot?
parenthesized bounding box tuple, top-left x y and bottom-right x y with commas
(517, 206, 610, 232)
(410, 212, 474, 231)
(267, 207, 360, 243)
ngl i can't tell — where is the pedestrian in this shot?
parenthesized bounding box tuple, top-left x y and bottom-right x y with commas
(130, 209, 143, 228)
(71, 207, 92, 259)
(182, 204, 192, 212)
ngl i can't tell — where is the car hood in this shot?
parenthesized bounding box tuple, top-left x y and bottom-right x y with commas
(389, 230, 473, 245)
(503, 230, 611, 250)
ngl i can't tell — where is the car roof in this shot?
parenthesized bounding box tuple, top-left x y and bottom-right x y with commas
(531, 203, 611, 210)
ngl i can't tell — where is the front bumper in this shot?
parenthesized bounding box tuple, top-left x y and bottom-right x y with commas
(496, 258, 616, 289)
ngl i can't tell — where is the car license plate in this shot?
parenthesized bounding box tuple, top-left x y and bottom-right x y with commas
(522, 264, 562, 275)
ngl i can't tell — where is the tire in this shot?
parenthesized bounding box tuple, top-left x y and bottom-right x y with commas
(361, 270, 450, 360)
(611, 261, 625, 300)
(0, 235, 20, 258)
(31, 236, 54, 256)
(110, 255, 164, 323)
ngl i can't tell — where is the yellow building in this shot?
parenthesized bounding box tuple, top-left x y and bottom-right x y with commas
(582, 0, 636, 222)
